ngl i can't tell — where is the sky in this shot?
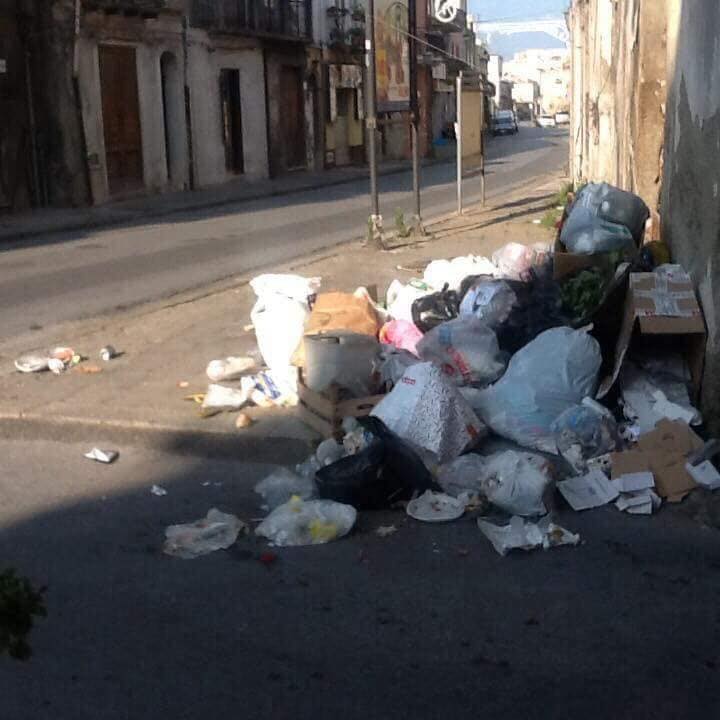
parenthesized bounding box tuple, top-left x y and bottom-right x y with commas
(469, 0, 570, 22)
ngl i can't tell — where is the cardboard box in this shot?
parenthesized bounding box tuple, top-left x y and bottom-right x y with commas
(610, 419, 704, 502)
(597, 268, 706, 399)
(553, 235, 638, 280)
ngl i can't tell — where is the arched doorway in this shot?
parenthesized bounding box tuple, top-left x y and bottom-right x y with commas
(160, 52, 183, 186)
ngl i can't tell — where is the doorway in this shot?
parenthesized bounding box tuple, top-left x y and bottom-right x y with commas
(160, 51, 183, 186)
(99, 45, 143, 195)
(279, 65, 306, 170)
(219, 68, 243, 174)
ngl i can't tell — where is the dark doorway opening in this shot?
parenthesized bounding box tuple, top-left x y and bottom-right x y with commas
(279, 65, 306, 170)
(98, 45, 144, 195)
(219, 68, 243, 174)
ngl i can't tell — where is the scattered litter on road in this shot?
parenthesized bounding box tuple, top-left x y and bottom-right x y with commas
(406, 490, 465, 522)
(151, 484, 168, 496)
(84, 448, 119, 464)
(99, 345, 117, 362)
(255, 497, 356, 547)
(375, 525, 398, 537)
(74, 364, 102, 374)
(14, 354, 49, 373)
(177, 380, 190, 389)
(163, 509, 247, 559)
(235, 412, 254, 429)
(477, 516, 580, 556)
(557, 469, 619, 510)
(200, 384, 249, 416)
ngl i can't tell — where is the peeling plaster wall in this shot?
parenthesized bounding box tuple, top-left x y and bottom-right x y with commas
(661, 0, 720, 431)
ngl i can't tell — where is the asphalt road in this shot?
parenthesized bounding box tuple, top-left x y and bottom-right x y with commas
(0, 127, 567, 341)
(2, 439, 720, 719)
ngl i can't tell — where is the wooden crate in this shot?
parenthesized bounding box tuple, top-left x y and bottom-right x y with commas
(297, 375, 384, 439)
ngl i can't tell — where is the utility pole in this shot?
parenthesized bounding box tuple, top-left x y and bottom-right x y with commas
(365, 0, 385, 249)
(456, 70, 463, 215)
(479, 78, 486, 206)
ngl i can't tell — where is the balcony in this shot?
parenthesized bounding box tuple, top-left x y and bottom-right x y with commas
(191, 0, 312, 41)
(82, 0, 181, 17)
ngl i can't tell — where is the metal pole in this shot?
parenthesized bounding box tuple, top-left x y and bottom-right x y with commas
(456, 71, 463, 215)
(366, 0, 383, 247)
(479, 80, 486, 206)
(408, 0, 421, 227)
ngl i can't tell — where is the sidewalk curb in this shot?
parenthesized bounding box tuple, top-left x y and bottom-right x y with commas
(0, 157, 450, 244)
(0, 412, 314, 464)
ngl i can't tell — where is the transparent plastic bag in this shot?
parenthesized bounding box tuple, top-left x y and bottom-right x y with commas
(491, 243, 537, 280)
(417, 317, 506, 387)
(459, 280, 517, 328)
(472, 327, 602, 453)
(480, 450, 553, 516)
(551, 402, 620, 473)
(436, 454, 488, 497)
(255, 497, 356, 547)
(164, 509, 246, 559)
(477, 515, 580, 556)
(254, 468, 316, 510)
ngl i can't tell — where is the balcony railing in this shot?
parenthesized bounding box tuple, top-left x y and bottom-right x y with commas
(191, 0, 312, 40)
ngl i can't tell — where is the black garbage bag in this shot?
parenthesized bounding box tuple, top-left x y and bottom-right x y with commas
(315, 416, 438, 510)
(411, 283, 459, 332)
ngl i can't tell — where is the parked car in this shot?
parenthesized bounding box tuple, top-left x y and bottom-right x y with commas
(492, 111, 519, 136)
(536, 114, 557, 128)
(555, 111, 570, 125)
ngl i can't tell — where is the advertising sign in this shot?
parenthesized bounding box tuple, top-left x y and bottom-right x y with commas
(374, 0, 410, 111)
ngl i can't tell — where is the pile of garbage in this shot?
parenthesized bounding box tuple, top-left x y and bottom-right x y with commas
(161, 182, 717, 558)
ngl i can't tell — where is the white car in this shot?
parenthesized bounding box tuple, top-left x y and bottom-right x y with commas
(536, 114, 557, 128)
(555, 111, 570, 125)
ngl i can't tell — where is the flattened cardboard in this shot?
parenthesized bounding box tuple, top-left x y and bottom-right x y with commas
(597, 270, 706, 399)
(610, 420, 703, 502)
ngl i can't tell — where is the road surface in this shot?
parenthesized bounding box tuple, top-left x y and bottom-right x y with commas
(0, 127, 567, 341)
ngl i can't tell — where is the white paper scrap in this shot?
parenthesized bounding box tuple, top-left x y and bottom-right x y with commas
(558, 469, 619, 511)
(612, 471, 655, 493)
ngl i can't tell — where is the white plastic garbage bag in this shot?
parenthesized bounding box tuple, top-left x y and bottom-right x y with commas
(423, 255, 498, 292)
(249, 274, 321, 304)
(255, 497, 357, 546)
(250, 273, 320, 392)
(255, 468, 317, 510)
(416, 317, 506, 387)
(370, 362, 485, 465)
(480, 450, 553, 516)
(436, 454, 488, 497)
(471, 327, 602, 453)
(459, 280, 517, 328)
(386, 279, 432, 323)
(164, 509, 247, 559)
(477, 515, 580, 556)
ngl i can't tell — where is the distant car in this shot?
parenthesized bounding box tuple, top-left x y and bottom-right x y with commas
(492, 111, 519, 136)
(536, 114, 557, 128)
(555, 111, 570, 125)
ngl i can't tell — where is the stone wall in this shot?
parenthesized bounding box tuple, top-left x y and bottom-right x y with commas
(661, 1, 720, 432)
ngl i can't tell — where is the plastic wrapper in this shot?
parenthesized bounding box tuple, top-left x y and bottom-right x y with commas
(459, 279, 517, 328)
(477, 515, 580, 556)
(379, 319, 424, 356)
(370, 362, 485, 465)
(206, 356, 256, 382)
(471, 327, 602, 453)
(423, 255, 498, 292)
(411, 285, 460, 332)
(480, 450, 553, 516)
(491, 242, 537, 279)
(416, 317, 506, 387)
(436, 454, 488, 497)
(255, 497, 356, 547)
(201, 384, 250, 414)
(375, 349, 422, 389)
(551, 402, 620, 473)
(164, 509, 247, 559)
(254, 468, 317, 510)
(14, 354, 49, 373)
